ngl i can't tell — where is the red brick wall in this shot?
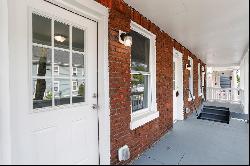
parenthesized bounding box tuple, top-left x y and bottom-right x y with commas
(97, 0, 206, 164)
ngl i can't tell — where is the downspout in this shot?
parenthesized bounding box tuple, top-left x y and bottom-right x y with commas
(0, 0, 12, 164)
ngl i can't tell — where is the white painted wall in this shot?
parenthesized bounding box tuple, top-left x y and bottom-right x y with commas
(240, 50, 249, 114)
(0, 0, 12, 164)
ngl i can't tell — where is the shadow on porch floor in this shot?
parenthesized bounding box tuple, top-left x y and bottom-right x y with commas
(131, 103, 249, 165)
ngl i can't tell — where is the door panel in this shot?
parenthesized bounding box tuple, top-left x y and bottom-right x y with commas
(9, 0, 99, 164)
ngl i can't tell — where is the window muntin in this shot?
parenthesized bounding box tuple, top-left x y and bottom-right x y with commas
(131, 30, 151, 113)
(32, 13, 86, 110)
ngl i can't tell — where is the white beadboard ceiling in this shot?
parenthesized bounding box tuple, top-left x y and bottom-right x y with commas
(124, 0, 249, 67)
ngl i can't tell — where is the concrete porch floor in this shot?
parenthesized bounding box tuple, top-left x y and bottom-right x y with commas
(132, 111, 249, 165)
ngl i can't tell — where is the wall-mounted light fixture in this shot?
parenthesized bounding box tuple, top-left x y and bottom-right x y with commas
(119, 30, 132, 47)
(186, 62, 192, 71)
(202, 66, 205, 73)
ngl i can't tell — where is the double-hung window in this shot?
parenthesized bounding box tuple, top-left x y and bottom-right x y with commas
(130, 21, 158, 130)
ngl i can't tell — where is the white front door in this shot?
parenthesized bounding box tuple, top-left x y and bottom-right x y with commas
(9, 0, 99, 164)
(173, 49, 184, 123)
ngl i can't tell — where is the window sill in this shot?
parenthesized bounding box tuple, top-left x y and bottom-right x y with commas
(188, 96, 195, 102)
(130, 110, 159, 130)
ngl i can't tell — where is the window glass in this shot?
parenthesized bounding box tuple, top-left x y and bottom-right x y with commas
(54, 49, 70, 77)
(72, 79, 85, 104)
(131, 74, 149, 112)
(54, 79, 70, 106)
(32, 46, 52, 77)
(32, 14, 51, 46)
(72, 53, 84, 78)
(72, 27, 85, 52)
(54, 21, 70, 49)
(131, 31, 150, 72)
(32, 13, 87, 110)
(33, 78, 52, 109)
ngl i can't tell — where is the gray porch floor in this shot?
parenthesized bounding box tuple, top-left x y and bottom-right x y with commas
(132, 104, 249, 165)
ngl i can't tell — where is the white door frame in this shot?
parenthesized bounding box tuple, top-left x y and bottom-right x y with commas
(0, 0, 11, 164)
(0, 0, 110, 165)
(173, 48, 184, 122)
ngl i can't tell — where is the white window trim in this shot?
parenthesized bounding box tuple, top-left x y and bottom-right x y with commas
(130, 21, 158, 130)
(72, 81, 78, 91)
(54, 65, 60, 76)
(72, 67, 77, 76)
(53, 81, 60, 92)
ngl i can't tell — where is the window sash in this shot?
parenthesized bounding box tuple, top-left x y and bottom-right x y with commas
(32, 12, 86, 110)
(130, 30, 152, 113)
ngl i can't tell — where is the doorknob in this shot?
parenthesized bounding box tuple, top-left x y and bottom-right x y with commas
(92, 93, 97, 98)
(92, 104, 99, 110)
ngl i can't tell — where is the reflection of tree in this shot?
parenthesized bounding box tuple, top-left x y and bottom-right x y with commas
(132, 75, 144, 86)
(78, 84, 85, 96)
(35, 48, 47, 100)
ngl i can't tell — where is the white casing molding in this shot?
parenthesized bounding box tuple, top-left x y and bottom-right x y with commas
(0, 0, 12, 164)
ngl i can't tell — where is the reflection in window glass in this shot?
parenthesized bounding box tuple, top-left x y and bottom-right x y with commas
(54, 79, 70, 106)
(54, 21, 69, 49)
(72, 27, 85, 52)
(54, 49, 70, 77)
(32, 46, 52, 77)
(72, 53, 84, 77)
(131, 30, 150, 72)
(32, 14, 52, 46)
(131, 74, 148, 112)
(72, 79, 85, 104)
(33, 79, 52, 109)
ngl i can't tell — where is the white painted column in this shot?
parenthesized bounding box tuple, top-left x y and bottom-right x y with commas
(0, 0, 12, 164)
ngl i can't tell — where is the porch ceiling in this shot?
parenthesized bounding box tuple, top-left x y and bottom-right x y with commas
(124, 0, 249, 67)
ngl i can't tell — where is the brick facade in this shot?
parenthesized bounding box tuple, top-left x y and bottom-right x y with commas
(97, 0, 207, 164)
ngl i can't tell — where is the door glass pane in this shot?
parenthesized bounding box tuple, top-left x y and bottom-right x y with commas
(131, 74, 149, 112)
(72, 27, 85, 52)
(72, 52, 84, 78)
(131, 30, 150, 72)
(33, 78, 52, 109)
(32, 46, 52, 77)
(54, 79, 70, 106)
(72, 79, 85, 104)
(54, 49, 70, 77)
(32, 14, 52, 46)
(54, 21, 69, 49)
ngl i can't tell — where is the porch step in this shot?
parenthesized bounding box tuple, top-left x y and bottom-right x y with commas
(198, 106, 230, 124)
(204, 105, 230, 111)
